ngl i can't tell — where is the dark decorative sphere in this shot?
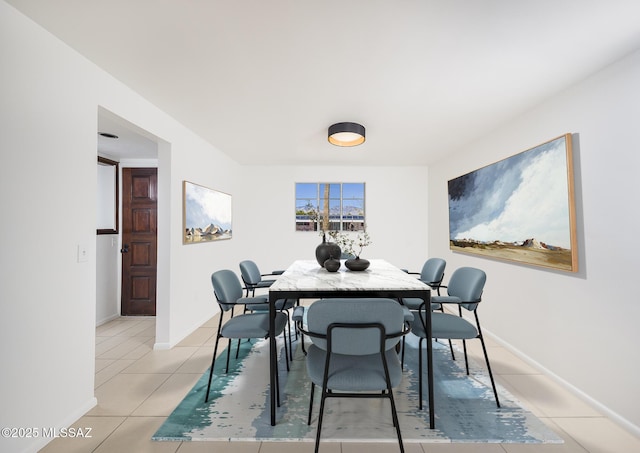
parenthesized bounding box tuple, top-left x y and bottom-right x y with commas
(324, 257, 341, 272)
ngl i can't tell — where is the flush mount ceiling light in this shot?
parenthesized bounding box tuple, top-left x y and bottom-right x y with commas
(328, 122, 365, 147)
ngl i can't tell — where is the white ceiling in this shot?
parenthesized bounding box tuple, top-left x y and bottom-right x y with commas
(97, 110, 158, 159)
(9, 0, 640, 164)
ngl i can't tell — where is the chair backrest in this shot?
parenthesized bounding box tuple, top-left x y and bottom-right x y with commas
(239, 260, 261, 286)
(211, 269, 243, 311)
(420, 258, 446, 286)
(447, 267, 486, 311)
(307, 298, 405, 355)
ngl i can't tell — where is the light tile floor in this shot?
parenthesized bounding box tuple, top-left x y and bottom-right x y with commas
(40, 312, 640, 453)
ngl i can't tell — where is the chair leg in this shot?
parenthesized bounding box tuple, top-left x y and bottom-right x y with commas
(225, 338, 232, 373)
(275, 357, 281, 407)
(205, 334, 222, 403)
(315, 384, 328, 453)
(418, 337, 424, 410)
(462, 339, 470, 374)
(282, 327, 290, 372)
(382, 360, 405, 453)
(287, 316, 293, 361)
(294, 308, 307, 355)
(475, 312, 501, 407)
(377, 343, 405, 451)
(307, 383, 315, 425)
(294, 299, 300, 340)
(438, 306, 455, 361)
(459, 305, 469, 371)
(282, 309, 293, 363)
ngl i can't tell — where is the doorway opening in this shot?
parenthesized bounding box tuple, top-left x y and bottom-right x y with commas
(120, 167, 158, 316)
(97, 109, 159, 322)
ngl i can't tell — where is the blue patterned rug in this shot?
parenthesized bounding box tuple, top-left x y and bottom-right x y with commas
(153, 333, 562, 443)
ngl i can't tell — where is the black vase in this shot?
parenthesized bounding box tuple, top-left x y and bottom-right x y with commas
(345, 257, 370, 271)
(324, 257, 341, 272)
(315, 235, 341, 267)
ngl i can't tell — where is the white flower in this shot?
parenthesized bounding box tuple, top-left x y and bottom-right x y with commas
(328, 229, 371, 258)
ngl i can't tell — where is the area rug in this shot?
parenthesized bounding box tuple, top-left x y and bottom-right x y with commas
(153, 333, 562, 444)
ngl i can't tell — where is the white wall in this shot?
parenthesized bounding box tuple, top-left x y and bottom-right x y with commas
(428, 48, 640, 433)
(0, 2, 240, 451)
(232, 166, 429, 274)
(1, 5, 98, 452)
(96, 234, 119, 324)
(4, 0, 639, 450)
(158, 133, 240, 350)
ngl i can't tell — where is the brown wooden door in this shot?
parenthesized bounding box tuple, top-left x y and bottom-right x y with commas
(121, 168, 157, 316)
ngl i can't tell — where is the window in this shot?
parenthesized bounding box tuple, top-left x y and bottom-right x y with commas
(97, 156, 119, 234)
(295, 183, 365, 232)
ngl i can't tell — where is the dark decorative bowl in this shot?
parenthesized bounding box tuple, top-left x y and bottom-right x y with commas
(345, 258, 370, 271)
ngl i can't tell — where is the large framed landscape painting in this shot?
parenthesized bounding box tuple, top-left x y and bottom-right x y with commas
(448, 134, 578, 272)
(183, 181, 232, 244)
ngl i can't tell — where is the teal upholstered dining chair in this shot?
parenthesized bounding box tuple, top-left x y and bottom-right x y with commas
(402, 257, 446, 309)
(411, 266, 500, 409)
(241, 296, 297, 366)
(239, 259, 284, 297)
(400, 257, 455, 361)
(205, 269, 289, 403)
(239, 259, 296, 362)
(293, 298, 412, 453)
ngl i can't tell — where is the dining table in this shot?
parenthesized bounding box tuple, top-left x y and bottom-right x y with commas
(267, 258, 434, 428)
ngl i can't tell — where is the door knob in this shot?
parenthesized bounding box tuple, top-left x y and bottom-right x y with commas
(121, 244, 129, 253)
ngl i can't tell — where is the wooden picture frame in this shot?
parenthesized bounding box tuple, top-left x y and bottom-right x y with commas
(183, 181, 232, 244)
(448, 134, 578, 272)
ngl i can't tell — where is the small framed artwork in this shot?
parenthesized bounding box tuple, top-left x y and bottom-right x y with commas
(183, 181, 232, 244)
(448, 134, 578, 272)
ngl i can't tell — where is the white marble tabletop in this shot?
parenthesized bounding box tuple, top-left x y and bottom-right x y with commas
(270, 259, 429, 292)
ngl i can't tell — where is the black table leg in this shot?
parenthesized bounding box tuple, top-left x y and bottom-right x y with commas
(269, 292, 276, 426)
(425, 291, 435, 429)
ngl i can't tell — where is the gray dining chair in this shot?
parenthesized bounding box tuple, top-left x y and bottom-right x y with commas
(205, 269, 289, 404)
(293, 298, 411, 453)
(400, 257, 454, 361)
(402, 257, 447, 309)
(242, 296, 297, 365)
(239, 259, 296, 362)
(411, 266, 500, 409)
(239, 260, 284, 297)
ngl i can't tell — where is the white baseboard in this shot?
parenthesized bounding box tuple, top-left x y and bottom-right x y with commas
(154, 313, 215, 350)
(21, 397, 97, 453)
(96, 313, 119, 327)
(485, 330, 640, 438)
